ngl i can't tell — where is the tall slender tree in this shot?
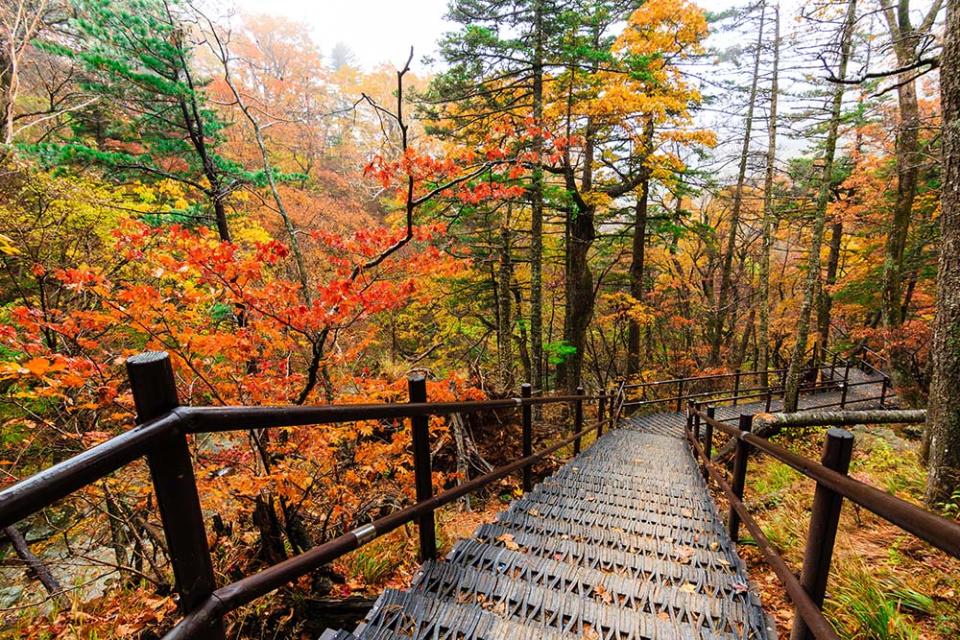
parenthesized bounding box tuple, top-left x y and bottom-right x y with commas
(712, 0, 766, 366)
(39, 0, 247, 241)
(924, 0, 960, 504)
(783, 0, 858, 412)
(758, 2, 780, 388)
(878, 0, 943, 393)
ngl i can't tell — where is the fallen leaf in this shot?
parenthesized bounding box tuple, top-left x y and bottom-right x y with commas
(495, 533, 520, 551)
(593, 584, 613, 604)
(676, 546, 695, 564)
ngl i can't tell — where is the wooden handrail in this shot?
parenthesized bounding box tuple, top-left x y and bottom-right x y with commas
(688, 407, 960, 640)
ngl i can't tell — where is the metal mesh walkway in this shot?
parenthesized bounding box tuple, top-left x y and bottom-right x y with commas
(323, 427, 781, 637)
(319, 370, 886, 640)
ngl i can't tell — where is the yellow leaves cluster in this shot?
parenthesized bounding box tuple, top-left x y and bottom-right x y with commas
(618, 0, 708, 58)
(599, 292, 655, 326)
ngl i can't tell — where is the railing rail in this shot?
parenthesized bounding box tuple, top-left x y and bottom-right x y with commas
(0, 351, 611, 640)
(687, 405, 960, 640)
(0, 344, 895, 639)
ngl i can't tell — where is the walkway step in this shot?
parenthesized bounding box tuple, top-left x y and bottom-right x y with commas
(409, 558, 748, 639)
(325, 417, 779, 639)
(474, 522, 734, 570)
(437, 540, 758, 617)
(356, 589, 574, 639)
(492, 509, 729, 553)
(472, 524, 744, 580)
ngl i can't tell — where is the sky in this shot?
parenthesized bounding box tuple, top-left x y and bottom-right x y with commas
(237, 0, 453, 70)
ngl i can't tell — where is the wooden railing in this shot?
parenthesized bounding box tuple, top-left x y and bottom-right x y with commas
(0, 351, 614, 640)
(686, 406, 960, 640)
(0, 347, 899, 638)
(618, 347, 891, 414)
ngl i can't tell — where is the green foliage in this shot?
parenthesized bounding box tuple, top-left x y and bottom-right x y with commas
(830, 561, 932, 640)
(544, 340, 576, 365)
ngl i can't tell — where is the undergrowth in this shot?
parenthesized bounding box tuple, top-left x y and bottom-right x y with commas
(740, 424, 960, 639)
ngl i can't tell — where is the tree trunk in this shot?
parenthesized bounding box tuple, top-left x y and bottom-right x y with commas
(925, 0, 960, 504)
(712, 0, 766, 366)
(627, 173, 650, 378)
(1, 38, 16, 145)
(783, 0, 857, 412)
(497, 218, 514, 389)
(880, 0, 944, 395)
(816, 219, 844, 366)
(529, 0, 545, 393)
(2, 525, 68, 607)
(560, 202, 596, 393)
(511, 280, 533, 384)
(758, 3, 780, 389)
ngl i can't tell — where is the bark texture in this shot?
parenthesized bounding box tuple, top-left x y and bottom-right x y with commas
(925, 0, 960, 504)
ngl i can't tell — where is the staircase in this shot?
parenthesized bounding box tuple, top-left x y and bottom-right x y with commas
(320, 427, 776, 639)
(317, 367, 892, 640)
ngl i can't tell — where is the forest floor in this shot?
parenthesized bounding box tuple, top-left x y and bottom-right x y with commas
(729, 423, 960, 639)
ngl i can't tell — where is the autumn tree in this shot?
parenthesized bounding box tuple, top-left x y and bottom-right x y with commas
(783, 0, 858, 412)
(37, 0, 249, 241)
(426, 0, 570, 392)
(925, 0, 960, 504)
(605, 0, 714, 378)
(877, 0, 943, 393)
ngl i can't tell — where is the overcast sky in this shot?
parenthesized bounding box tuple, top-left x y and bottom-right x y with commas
(237, 0, 453, 70)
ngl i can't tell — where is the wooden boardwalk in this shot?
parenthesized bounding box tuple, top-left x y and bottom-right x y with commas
(321, 371, 886, 640)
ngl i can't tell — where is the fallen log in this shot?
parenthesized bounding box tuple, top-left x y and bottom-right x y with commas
(711, 409, 926, 464)
(753, 409, 925, 428)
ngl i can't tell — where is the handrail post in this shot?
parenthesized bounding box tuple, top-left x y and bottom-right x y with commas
(521, 383, 533, 492)
(676, 379, 685, 412)
(597, 393, 606, 439)
(840, 362, 851, 409)
(692, 402, 701, 442)
(791, 428, 854, 640)
(765, 385, 773, 412)
(127, 352, 224, 640)
(704, 406, 716, 461)
(732, 368, 741, 406)
(686, 401, 694, 435)
(573, 386, 584, 455)
(728, 414, 753, 542)
(829, 352, 838, 383)
(880, 376, 889, 408)
(408, 374, 436, 561)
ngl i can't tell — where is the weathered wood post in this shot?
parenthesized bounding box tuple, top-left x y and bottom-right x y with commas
(840, 361, 851, 409)
(676, 379, 685, 412)
(127, 352, 224, 640)
(732, 368, 742, 406)
(701, 405, 716, 480)
(408, 374, 436, 561)
(597, 393, 606, 439)
(692, 402, 701, 442)
(573, 386, 584, 455)
(521, 383, 533, 492)
(791, 428, 854, 640)
(728, 414, 753, 542)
